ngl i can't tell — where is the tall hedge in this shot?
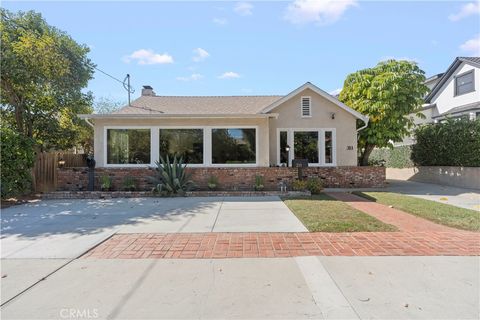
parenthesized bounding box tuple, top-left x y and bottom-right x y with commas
(411, 119, 480, 167)
(369, 145, 414, 168)
(1, 126, 36, 198)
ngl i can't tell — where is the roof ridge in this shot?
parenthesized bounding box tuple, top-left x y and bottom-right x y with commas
(144, 95, 284, 98)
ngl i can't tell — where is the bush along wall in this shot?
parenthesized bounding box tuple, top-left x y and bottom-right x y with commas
(411, 119, 480, 167)
(0, 126, 36, 198)
(369, 145, 414, 168)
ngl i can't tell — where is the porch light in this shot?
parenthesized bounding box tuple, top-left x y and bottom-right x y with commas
(331, 112, 336, 119)
(285, 145, 290, 152)
(58, 159, 66, 168)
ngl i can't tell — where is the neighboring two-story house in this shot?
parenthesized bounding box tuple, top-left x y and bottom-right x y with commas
(398, 56, 480, 146)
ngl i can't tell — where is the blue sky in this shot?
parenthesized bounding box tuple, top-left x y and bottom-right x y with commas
(4, 1, 480, 102)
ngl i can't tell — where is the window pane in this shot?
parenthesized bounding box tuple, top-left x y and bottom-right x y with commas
(107, 129, 150, 164)
(294, 131, 318, 163)
(325, 131, 333, 164)
(159, 129, 203, 164)
(212, 128, 256, 164)
(280, 131, 288, 164)
(456, 72, 474, 95)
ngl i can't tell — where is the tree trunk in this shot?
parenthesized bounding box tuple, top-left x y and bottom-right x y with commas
(359, 144, 375, 166)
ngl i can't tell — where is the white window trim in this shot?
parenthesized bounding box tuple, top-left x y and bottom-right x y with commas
(276, 128, 337, 167)
(300, 96, 312, 118)
(209, 126, 259, 167)
(103, 125, 258, 168)
(158, 126, 206, 166)
(104, 126, 153, 168)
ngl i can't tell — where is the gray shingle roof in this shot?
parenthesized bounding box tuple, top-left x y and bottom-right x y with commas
(114, 95, 283, 115)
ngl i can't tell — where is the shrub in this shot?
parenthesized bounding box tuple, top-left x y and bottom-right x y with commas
(369, 145, 414, 168)
(412, 119, 480, 167)
(122, 176, 136, 191)
(100, 175, 112, 191)
(207, 175, 218, 190)
(292, 179, 308, 191)
(254, 175, 264, 191)
(306, 178, 323, 194)
(150, 155, 194, 195)
(0, 126, 35, 198)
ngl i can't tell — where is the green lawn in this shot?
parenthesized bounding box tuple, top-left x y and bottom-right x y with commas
(353, 192, 480, 232)
(282, 194, 397, 232)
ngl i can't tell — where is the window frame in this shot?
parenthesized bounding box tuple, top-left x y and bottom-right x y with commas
(210, 126, 259, 167)
(104, 126, 153, 167)
(454, 69, 475, 97)
(103, 125, 258, 167)
(300, 96, 312, 118)
(159, 127, 206, 165)
(276, 128, 336, 167)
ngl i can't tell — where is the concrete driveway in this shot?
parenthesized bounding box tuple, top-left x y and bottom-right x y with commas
(1, 196, 306, 259)
(386, 179, 480, 211)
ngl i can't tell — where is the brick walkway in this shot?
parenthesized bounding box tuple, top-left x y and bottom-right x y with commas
(83, 231, 479, 259)
(82, 192, 479, 259)
(326, 192, 464, 232)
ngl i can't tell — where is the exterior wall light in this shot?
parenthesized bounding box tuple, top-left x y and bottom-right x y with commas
(331, 112, 336, 119)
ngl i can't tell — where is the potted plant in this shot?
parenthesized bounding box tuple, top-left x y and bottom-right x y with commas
(100, 175, 112, 191)
(207, 175, 218, 191)
(122, 176, 136, 191)
(254, 175, 265, 191)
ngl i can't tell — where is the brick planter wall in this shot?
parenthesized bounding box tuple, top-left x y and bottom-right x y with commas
(57, 166, 385, 191)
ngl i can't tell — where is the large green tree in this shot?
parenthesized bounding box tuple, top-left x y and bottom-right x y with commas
(0, 9, 94, 151)
(339, 60, 428, 166)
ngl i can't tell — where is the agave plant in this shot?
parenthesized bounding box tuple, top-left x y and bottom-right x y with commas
(150, 155, 195, 195)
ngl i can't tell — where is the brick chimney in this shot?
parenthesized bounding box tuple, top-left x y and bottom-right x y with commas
(141, 85, 155, 96)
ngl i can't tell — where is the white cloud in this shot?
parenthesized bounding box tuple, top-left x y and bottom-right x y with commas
(192, 48, 210, 62)
(448, 2, 480, 21)
(213, 17, 228, 25)
(218, 71, 241, 79)
(235, 2, 253, 16)
(123, 49, 173, 65)
(284, 0, 357, 25)
(460, 34, 480, 55)
(329, 88, 342, 96)
(176, 73, 204, 82)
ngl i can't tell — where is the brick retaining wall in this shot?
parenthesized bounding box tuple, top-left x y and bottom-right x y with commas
(57, 166, 385, 191)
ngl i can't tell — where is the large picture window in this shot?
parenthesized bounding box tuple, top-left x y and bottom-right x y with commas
(159, 129, 203, 164)
(107, 129, 151, 164)
(294, 131, 319, 164)
(212, 128, 256, 164)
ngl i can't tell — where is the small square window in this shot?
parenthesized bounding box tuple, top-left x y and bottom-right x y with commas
(301, 97, 311, 117)
(455, 70, 475, 96)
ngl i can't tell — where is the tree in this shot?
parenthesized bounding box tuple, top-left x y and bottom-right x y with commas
(94, 97, 125, 114)
(339, 60, 428, 166)
(0, 9, 94, 151)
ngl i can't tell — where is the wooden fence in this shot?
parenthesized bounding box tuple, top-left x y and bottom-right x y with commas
(33, 153, 87, 192)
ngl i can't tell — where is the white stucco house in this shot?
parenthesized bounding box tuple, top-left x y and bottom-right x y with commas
(398, 56, 480, 146)
(80, 82, 369, 168)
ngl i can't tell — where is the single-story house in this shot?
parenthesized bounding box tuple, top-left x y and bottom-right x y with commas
(80, 82, 368, 169)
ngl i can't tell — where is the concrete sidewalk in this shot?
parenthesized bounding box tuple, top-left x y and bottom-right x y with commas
(2, 256, 478, 319)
